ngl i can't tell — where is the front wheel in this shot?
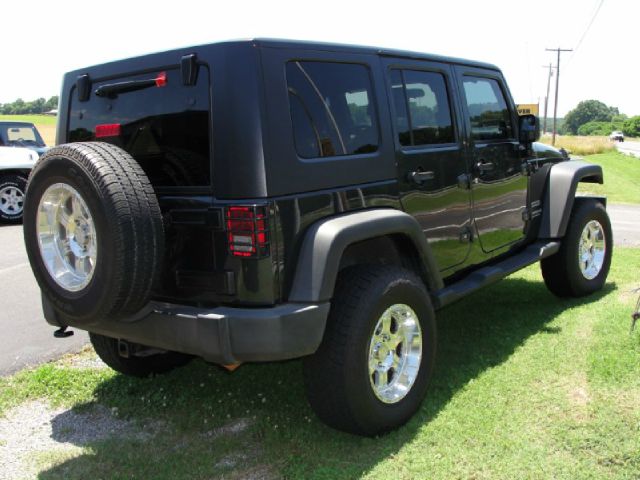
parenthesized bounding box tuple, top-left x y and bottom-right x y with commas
(0, 174, 27, 223)
(303, 265, 437, 436)
(541, 199, 612, 297)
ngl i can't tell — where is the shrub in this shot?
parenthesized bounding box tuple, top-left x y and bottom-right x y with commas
(577, 121, 623, 136)
(622, 116, 640, 138)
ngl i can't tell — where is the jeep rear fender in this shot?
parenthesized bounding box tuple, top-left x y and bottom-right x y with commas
(539, 160, 604, 239)
(288, 209, 443, 303)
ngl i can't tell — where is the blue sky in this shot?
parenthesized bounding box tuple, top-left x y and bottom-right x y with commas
(1, 0, 634, 116)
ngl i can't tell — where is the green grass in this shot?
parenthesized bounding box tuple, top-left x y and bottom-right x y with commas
(2, 248, 639, 479)
(0, 114, 57, 126)
(578, 151, 640, 204)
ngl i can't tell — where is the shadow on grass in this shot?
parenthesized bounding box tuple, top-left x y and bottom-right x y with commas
(39, 277, 616, 480)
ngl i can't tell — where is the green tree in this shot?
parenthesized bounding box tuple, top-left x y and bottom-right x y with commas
(45, 96, 59, 110)
(10, 98, 26, 114)
(561, 100, 619, 135)
(622, 116, 640, 138)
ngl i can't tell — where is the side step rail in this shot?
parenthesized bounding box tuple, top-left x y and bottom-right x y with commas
(433, 241, 560, 309)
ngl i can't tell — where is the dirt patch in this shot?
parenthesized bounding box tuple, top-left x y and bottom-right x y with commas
(564, 372, 592, 423)
(0, 400, 161, 480)
(57, 347, 107, 370)
(570, 386, 590, 406)
(203, 417, 252, 440)
(37, 124, 56, 147)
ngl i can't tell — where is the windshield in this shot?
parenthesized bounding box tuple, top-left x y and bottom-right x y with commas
(0, 123, 46, 147)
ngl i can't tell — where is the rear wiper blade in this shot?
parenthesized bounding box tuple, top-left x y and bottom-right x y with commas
(95, 72, 166, 99)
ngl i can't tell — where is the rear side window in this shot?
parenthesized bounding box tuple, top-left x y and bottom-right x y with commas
(462, 77, 513, 141)
(286, 61, 379, 158)
(69, 68, 210, 187)
(390, 69, 455, 147)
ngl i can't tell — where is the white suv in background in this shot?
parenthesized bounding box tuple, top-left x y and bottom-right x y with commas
(609, 131, 624, 142)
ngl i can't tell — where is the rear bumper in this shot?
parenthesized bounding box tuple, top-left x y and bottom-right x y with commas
(44, 299, 330, 364)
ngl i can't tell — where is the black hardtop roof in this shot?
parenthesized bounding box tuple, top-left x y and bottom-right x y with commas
(0, 121, 36, 126)
(65, 38, 501, 77)
(252, 38, 500, 70)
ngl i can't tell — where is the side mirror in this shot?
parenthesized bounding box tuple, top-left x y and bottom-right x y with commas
(519, 114, 540, 143)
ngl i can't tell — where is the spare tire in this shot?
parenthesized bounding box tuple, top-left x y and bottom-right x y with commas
(23, 142, 164, 324)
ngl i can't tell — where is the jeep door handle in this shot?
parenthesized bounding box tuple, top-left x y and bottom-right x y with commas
(408, 170, 435, 184)
(476, 160, 495, 174)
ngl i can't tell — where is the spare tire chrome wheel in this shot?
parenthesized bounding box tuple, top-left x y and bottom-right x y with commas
(23, 142, 164, 324)
(37, 183, 97, 292)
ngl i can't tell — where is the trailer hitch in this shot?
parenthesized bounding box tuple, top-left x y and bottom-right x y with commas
(53, 326, 74, 338)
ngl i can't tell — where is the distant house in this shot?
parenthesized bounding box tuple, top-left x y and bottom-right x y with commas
(43, 109, 58, 116)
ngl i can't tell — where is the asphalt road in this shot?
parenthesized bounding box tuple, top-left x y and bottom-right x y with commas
(607, 204, 640, 247)
(616, 141, 640, 158)
(0, 225, 88, 376)
(0, 203, 638, 375)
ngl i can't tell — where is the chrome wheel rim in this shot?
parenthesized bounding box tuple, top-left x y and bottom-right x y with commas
(368, 303, 422, 404)
(36, 183, 97, 291)
(0, 185, 24, 216)
(578, 220, 606, 280)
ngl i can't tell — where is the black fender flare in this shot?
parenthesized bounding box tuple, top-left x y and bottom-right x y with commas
(539, 160, 604, 239)
(288, 208, 443, 303)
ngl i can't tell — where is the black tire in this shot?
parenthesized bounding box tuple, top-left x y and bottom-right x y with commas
(23, 142, 164, 324)
(303, 265, 437, 436)
(0, 174, 27, 223)
(541, 200, 612, 297)
(90, 333, 192, 377)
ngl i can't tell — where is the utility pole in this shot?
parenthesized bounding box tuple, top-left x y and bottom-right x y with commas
(541, 63, 554, 135)
(546, 47, 573, 145)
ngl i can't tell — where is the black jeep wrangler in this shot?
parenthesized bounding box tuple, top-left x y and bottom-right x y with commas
(23, 39, 612, 436)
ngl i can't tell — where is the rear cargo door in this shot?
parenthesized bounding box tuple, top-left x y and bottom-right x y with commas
(67, 65, 211, 189)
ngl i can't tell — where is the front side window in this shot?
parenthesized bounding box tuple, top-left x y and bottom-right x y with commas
(286, 61, 379, 158)
(462, 77, 513, 140)
(390, 69, 455, 147)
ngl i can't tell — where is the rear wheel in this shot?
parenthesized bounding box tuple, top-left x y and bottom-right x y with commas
(90, 333, 192, 377)
(541, 200, 612, 297)
(0, 174, 27, 223)
(303, 265, 436, 436)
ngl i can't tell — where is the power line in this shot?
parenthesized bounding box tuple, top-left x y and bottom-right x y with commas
(567, 0, 605, 65)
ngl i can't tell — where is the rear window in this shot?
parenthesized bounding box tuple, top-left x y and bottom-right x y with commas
(286, 61, 379, 158)
(389, 69, 455, 147)
(68, 68, 210, 187)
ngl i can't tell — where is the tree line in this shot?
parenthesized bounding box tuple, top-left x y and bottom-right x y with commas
(560, 99, 639, 137)
(0, 96, 59, 115)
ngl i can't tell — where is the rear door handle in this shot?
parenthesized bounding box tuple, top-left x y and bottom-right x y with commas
(476, 161, 495, 174)
(408, 170, 435, 184)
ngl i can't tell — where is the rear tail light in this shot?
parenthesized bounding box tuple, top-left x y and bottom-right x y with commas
(226, 206, 269, 258)
(95, 123, 121, 138)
